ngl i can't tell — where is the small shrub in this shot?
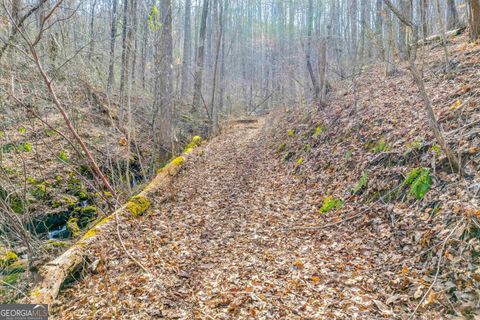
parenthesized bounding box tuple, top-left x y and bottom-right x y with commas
(404, 167, 432, 200)
(287, 129, 295, 137)
(319, 196, 344, 213)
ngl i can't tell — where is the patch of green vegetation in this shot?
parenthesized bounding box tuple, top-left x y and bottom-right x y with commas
(319, 196, 344, 213)
(430, 144, 441, 156)
(17, 127, 26, 134)
(43, 240, 69, 252)
(126, 195, 151, 218)
(312, 126, 324, 139)
(303, 144, 311, 153)
(404, 167, 432, 200)
(3, 261, 27, 275)
(1, 142, 32, 153)
(287, 129, 295, 137)
(44, 129, 56, 137)
(30, 182, 49, 200)
(406, 138, 423, 151)
(1, 166, 18, 175)
(58, 150, 69, 162)
(276, 143, 286, 154)
(67, 217, 81, 237)
(2, 272, 21, 285)
(1, 143, 16, 153)
(0, 252, 18, 267)
(296, 157, 304, 165)
(372, 139, 390, 154)
(352, 171, 368, 195)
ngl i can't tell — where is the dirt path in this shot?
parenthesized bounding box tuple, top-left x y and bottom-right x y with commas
(54, 119, 408, 319)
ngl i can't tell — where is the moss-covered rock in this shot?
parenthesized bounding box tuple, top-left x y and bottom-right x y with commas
(126, 195, 151, 218)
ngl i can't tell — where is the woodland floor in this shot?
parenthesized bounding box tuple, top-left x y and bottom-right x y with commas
(48, 34, 480, 319)
(54, 119, 427, 319)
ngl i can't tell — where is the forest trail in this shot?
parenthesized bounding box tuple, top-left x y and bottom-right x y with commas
(54, 118, 403, 319)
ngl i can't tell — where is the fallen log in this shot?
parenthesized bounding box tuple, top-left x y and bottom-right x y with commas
(30, 136, 203, 305)
(418, 27, 466, 46)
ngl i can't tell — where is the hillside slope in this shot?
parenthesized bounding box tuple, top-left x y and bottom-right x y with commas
(49, 34, 479, 319)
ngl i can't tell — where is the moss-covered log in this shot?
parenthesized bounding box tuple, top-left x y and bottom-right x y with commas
(30, 137, 203, 305)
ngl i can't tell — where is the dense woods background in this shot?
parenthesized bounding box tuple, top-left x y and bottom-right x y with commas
(0, 0, 480, 316)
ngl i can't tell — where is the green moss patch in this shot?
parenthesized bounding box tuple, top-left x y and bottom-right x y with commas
(319, 196, 344, 213)
(126, 195, 151, 218)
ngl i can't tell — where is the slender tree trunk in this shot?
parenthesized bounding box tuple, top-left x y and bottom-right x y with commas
(181, 0, 192, 97)
(305, 0, 319, 102)
(446, 0, 459, 30)
(106, 0, 119, 97)
(209, 0, 224, 135)
(88, 0, 97, 60)
(192, 0, 210, 112)
(119, 0, 130, 123)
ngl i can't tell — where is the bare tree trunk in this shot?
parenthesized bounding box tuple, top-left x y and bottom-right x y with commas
(106, 0, 119, 97)
(119, 0, 130, 123)
(192, 0, 209, 112)
(181, 0, 192, 97)
(446, 0, 459, 30)
(420, 0, 428, 40)
(435, 0, 451, 73)
(318, 39, 327, 106)
(469, 0, 480, 41)
(88, 0, 97, 60)
(209, 0, 224, 135)
(397, 0, 412, 60)
(305, 0, 319, 102)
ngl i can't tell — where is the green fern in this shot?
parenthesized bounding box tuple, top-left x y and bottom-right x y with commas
(404, 167, 432, 199)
